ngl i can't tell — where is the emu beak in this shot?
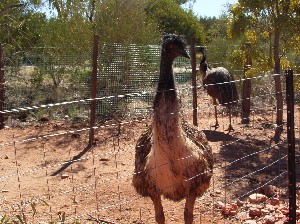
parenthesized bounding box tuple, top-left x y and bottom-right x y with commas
(182, 50, 190, 59)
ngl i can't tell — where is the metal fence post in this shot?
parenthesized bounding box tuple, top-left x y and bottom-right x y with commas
(0, 44, 4, 129)
(286, 69, 296, 224)
(190, 39, 198, 126)
(89, 34, 99, 146)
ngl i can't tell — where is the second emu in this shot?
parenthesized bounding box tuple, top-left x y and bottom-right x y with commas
(133, 34, 213, 224)
(199, 47, 238, 132)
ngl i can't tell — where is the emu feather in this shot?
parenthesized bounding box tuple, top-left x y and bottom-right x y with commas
(133, 34, 213, 224)
(198, 47, 238, 132)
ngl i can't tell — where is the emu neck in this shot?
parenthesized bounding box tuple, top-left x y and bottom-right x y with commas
(153, 52, 181, 147)
(154, 51, 178, 113)
(157, 53, 176, 92)
(200, 53, 207, 81)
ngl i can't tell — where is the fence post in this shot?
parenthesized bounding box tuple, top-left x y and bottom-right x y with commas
(190, 38, 198, 126)
(241, 44, 252, 125)
(89, 34, 99, 146)
(0, 44, 4, 129)
(274, 73, 283, 127)
(286, 69, 296, 224)
(241, 76, 251, 124)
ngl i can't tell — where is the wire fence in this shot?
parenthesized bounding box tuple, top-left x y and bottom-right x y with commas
(1, 43, 191, 123)
(0, 41, 298, 224)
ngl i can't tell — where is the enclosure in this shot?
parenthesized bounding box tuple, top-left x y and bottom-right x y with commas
(0, 37, 299, 224)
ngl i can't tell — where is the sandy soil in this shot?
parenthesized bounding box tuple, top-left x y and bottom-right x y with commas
(0, 92, 299, 224)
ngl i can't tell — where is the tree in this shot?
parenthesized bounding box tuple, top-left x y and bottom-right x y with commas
(199, 16, 228, 44)
(94, 0, 160, 44)
(198, 15, 247, 79)
(39, 16, 92, 47)
(0, 0, 46, 51)
(228, 0, 300, 73)
(145, 0, 205, 44)
(0, 2, 23, 16)
(228, 0, 300, 136)
(44, 0, 95, 21)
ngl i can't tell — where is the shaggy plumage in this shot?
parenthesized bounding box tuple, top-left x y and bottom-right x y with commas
(199, 47, 238, 132)
(132, 34, 213, 224)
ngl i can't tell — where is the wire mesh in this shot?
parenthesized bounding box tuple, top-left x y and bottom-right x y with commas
(1, 45, 192, 124)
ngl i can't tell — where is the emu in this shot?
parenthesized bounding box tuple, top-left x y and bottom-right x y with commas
(132, 34, 213, 224)
(199, 47, 238, 132)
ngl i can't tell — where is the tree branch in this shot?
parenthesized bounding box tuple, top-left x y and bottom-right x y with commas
(0, 4, 24, 17)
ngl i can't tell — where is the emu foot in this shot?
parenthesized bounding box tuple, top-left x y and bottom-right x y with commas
(211, 123, 219, 130)
(155, 212, 165, 224)
(151, 195, 165, 224)
(225, 124, 234, 133)
(184, 193, 196, 224)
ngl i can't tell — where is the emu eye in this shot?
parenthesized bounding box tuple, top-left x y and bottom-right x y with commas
(169, 44, 175, 49)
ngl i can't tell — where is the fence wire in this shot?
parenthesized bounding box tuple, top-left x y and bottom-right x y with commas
(2, 45, 191, 124)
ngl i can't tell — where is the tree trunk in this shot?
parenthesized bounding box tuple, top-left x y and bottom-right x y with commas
(273, 28, 280, 74)
(268, 31, 273, 67)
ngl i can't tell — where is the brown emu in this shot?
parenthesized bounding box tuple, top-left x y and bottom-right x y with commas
(132, 34, 213, 224)
(199, 47, 238, 132)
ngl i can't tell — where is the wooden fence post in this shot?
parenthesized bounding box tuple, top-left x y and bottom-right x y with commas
(298, 107, 300, 138)
(241, 76, 251, 124)
(0, 44, 4, 129)
(285, 69, 296, 224)
(190, 38, 198, 126)
(274, 73, 283, 127)
(273, 72, 283, 142)
(89, 34, 99, 146)
(241, 43, 252, 125)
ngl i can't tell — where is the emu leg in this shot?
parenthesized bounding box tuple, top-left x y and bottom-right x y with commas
(184, 192, 197, 224)
(211, 97, 219, 130)
(150, 194, 165, 224)
(225, 105, 234, 133)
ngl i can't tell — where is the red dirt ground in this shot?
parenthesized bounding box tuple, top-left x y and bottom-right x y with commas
(0, 94, 299, 224)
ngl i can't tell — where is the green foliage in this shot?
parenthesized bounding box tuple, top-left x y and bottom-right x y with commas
(227, 4, 250, 39)
(94, 44, 160, 120)
(0, 215, 10, 224)
(30, 66, 45, 96)
(228, 0, 300, 74)
(199, 15, 228, 44)
(145, 0, 205, 44)
(46, 0, 93, 21)
(173, 0, 195, 5)
(0, 203, 81, 224)
(70, 67, 92, 90)
(94, 0, 160, 45)
(0, 1, 46, 52)
(39, 17, 92, 48)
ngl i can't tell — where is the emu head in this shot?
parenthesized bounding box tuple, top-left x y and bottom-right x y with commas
(197, 46, 208, 81)
(161, 33, 190, 60)
(198, 46, 206, 55)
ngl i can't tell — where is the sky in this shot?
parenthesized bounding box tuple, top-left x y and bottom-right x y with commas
(182, 0, 238, 17)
